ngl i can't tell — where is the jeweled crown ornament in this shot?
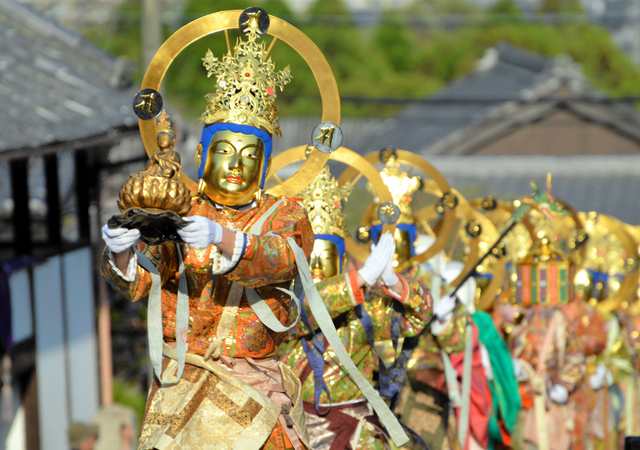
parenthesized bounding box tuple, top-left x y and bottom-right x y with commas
(301, 166, 352, 238)
(156, 109, 175, 137)
(370, 153, 420, 225)
(199, 11, 292, 136)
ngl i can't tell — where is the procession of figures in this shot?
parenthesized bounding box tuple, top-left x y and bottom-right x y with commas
(36, 5, 640, 450)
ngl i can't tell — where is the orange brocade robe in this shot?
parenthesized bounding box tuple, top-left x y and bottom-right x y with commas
(101, 194, 314, 450)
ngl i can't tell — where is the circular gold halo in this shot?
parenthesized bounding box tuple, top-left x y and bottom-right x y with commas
(338, 150, 456, 264)
(416, 186, 506, 310)
(138, 10, 340, 197)
(579, 213, 637, 314)
(266, 146, 397, 262)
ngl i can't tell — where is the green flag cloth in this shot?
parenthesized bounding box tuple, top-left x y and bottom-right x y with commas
(473, 311, 522, 450)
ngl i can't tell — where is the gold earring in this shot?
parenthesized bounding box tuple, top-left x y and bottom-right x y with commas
(254, 189, 263, 202)
(195, 144, 202, 168)
(197, 179, 206, 195)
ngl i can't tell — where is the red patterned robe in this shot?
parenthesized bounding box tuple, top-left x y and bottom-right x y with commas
(101, 194, 314, 450)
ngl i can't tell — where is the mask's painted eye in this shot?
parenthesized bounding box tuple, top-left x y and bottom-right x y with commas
(242, 147, 260, 160)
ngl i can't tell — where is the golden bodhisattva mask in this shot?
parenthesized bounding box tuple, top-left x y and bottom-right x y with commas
(310, 239, 343, 283)
(197, 130, 267, 206)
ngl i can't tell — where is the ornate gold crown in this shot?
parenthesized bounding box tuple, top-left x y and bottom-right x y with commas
(156, 109, 175, 136)
(301, 166, 352, 238)
(371, 154, 420, 224)
(199, 14, 292, 136)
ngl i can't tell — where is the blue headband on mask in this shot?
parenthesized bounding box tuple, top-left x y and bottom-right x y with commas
(315, 234, 346, 272)
(199, 122, 273, 189)
(370, 223, 417, 256)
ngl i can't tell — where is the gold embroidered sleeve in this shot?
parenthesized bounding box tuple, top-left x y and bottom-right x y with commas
(100, 242, 178, 302)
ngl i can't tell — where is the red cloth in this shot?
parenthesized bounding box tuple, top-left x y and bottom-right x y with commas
(448, 325, 492, 450)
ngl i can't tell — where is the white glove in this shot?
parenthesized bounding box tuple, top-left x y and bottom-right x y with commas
(433, 294, 457, 321)
(102, 225, 140, 254)
(549, 384, 569, 404)
(589, 362, 613, 390)
(480, 344, 494, 382)
(512, 358, 529, 382)
(358, 233, 395, 286)
(177, 216, 223, 249)
(381, 257, 399, 287)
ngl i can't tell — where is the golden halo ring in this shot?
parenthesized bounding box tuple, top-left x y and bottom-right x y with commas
(586, 214, 637, 314)
(139, 10, 340, 197)
(416, 186, 506, 310)
(338, 150, 456, 264)
(266, 146, 397, 262)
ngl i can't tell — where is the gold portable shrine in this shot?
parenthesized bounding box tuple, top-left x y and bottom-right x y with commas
(515, 237, 573, 305)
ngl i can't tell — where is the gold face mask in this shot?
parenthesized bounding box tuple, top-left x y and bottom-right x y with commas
(198, 130, 266, 206)
(392, 228, 413, 272)
(309, 239, 341, 283)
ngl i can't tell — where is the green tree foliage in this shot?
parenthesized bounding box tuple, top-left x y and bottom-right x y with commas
(374, 15, 418, 72)
(489, 0, 522, 16)
(308, 0, 351, 17)
(405, 0, 480, 15)
(538, 0, 584, 13)
(83, 0, 640, 118)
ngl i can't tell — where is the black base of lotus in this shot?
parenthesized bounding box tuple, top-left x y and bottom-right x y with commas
(108, 208, 188, 245)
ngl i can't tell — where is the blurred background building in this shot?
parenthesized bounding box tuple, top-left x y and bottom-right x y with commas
(3, 0, 640, 448)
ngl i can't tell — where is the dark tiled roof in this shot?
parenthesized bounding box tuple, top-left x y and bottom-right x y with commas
(353, 42, 640, 157)
(353, 43, 551, 154)
(427, 155, 640, 225)
(0, 0, 137, 156)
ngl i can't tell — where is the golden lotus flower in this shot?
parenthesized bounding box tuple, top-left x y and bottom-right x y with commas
(117, 150, 192, 216)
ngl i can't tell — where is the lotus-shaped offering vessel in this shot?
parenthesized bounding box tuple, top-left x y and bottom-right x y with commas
(108, 149, 192, 245)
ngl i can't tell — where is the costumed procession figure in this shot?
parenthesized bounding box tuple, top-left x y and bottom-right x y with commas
(420, 193, 520, 450)
(99, 8, 411, 450)
(350, 149, 494, 450)
(619, 223, 640, 438)
(571, 212, 637, 450)
(277, 163, 434, 450)
(483, 180, 603, 450)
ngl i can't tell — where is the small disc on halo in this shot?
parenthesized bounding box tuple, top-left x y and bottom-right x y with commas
(311, 121, 343, 153)
(133, 88, 163, 120)
(377, 202, 400, 225)
(239, 7, 270, 36)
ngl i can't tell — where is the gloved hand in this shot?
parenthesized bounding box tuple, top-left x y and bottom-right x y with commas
(177, 216, 223, 249)
(433, 294, 457, 321)
(589, 362, 613, 390)
(358, 233, 395, 286)
(380, 257, 399, 287)
(549, 384, 569, 404)
(512, 358, 529, 382)
(102, 225, 140, 254)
